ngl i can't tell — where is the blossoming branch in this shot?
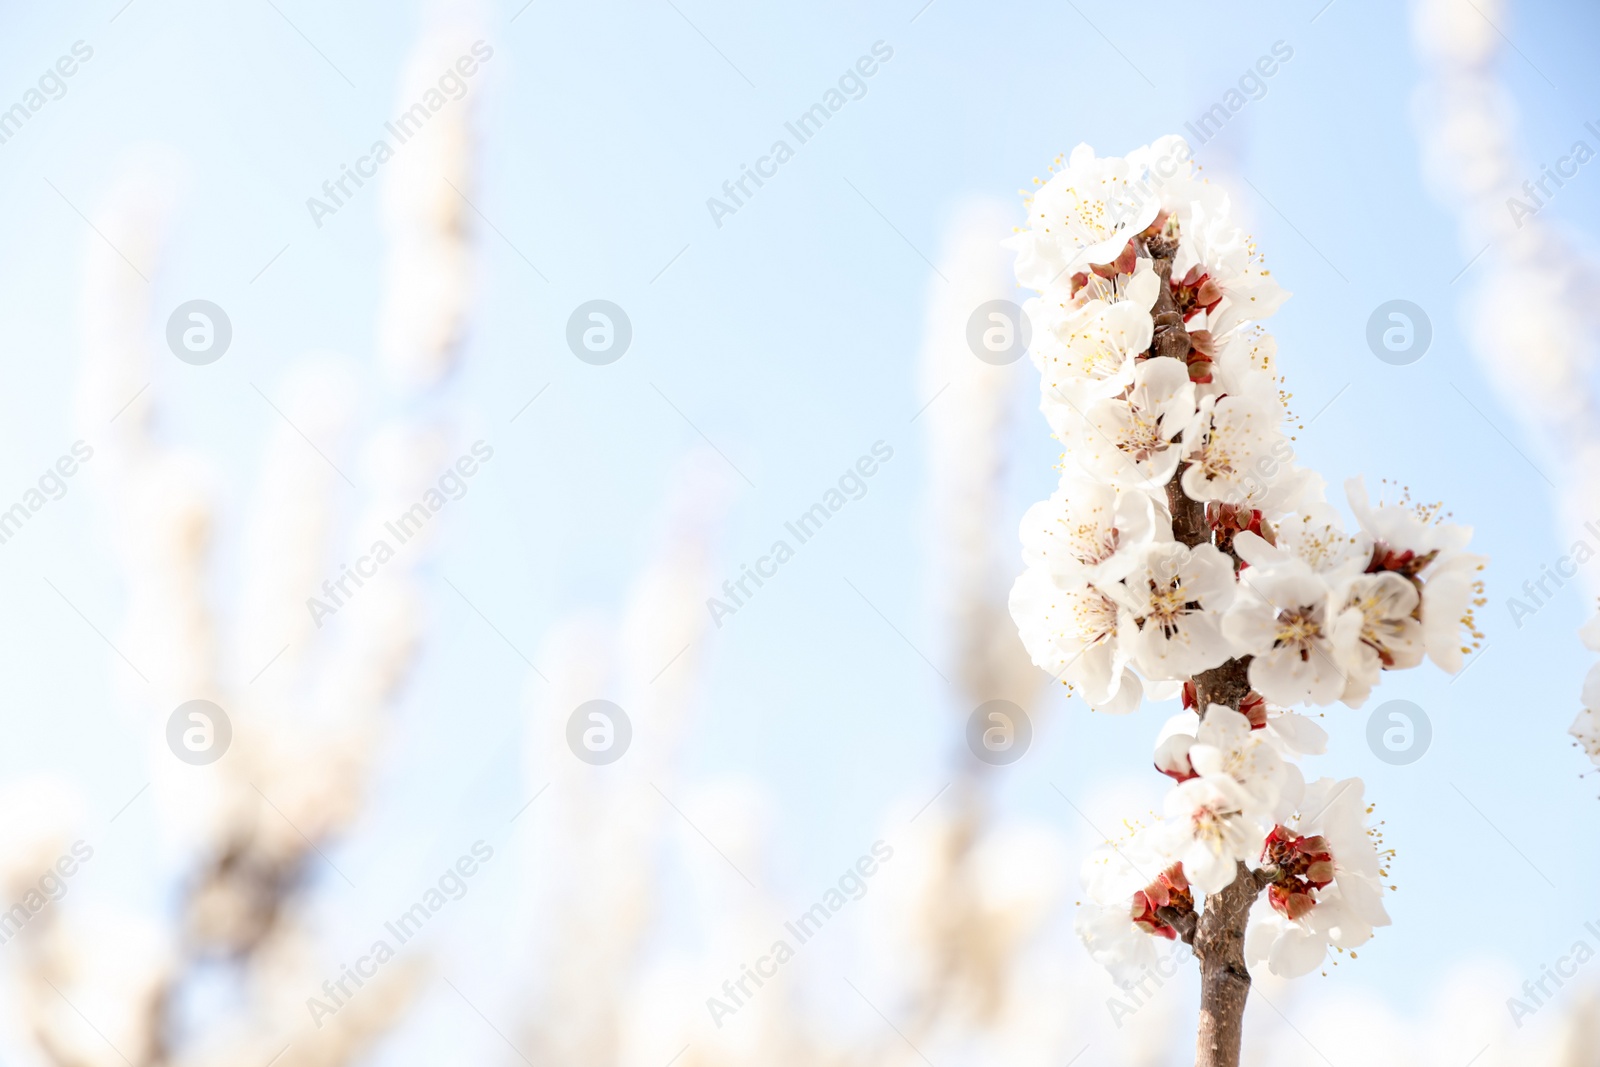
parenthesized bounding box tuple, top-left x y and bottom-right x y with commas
(1001, 135, 1486, 1067)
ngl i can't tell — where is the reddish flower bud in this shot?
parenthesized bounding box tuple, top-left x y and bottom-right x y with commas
(1261, 825, 1337, 918)
(1129, 863, 1194, 939)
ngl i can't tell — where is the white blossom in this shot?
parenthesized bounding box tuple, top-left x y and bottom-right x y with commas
(1234, 504, 1369, 582)
(1127, 134, 1219, 225)
(1151, 706, 1302, 824)
(1223, 561, 1345, 707)
(1209, 327, 1280, 403)
(1330, 572, 1424, 707)
(1029, 262, 1160, 405)
(1179, 393, 1291, 507)
(1157, 775, 1266, 895)
(1006, 143, 1163, 287)
(1345, 475, 1473, 562)
(1058, 357, 1196, 491)
(1258, 707, 1329, 759)
(1111, 542, 1236, 679)
(1186, 706, 1298, 823)
(1169, 197, 1290, 339)
(1344, 477, 1485, 673)
(1075, 901, 1165, 989)
(1077, 828, 1185, 986)
(1018, 478, 1165, 588)
(1246, 777, 1391, 978)
(1004, 137, 1483, 1009)
(1009, 568, 1142, 714)
(1418, 551, 1488, 673)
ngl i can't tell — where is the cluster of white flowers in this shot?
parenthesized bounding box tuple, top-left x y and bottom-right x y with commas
(1077, 706, 1387, 980)
(1006, 136, 1486, 981)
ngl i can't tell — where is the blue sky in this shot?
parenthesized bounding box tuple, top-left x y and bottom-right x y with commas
(1, 0, 1599, 1061)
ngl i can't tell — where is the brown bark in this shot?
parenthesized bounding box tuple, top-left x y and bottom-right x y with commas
(1155, 904, 1198, 946)
(1145, 238, 1192, 365)
(1138, 236, 1267, 1067)
(1193, 656, 1253, 719)
(1165, 466, 1208, 549)
(1193, 864, 1259, 1067)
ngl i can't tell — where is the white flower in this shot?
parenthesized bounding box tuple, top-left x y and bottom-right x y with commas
(1158, 775, 1267, 895)
(1006, 144, 1162, 288)
(1418, 551, 1487, 673)
(1154, 711, 1201, 781)
(1330, 571, 1424, 706)
(1111, 542, 1237, 679)
(1080, 825, 1169, 906)
(1028, 252, 1160, 330)
(1153, 710, 1203, 780)
(1059, 357, 1196, 491)
(1162, 706, 1297, 819)
(1170, 198, 1290, 339)
(1345, 475, 1473, 562)
(1235, 504, 1370, 582)
(1076, 901, 1164, 987)
(1018, 478, 1165, 588)
(1179, 394, 1291, 507)
(1209, 327, 1281, 403)
(1032, 277, 1157, 405)
(1259, 707, 1328, 759)
(1078, 829, 1193, 986)
(1187, 706, 1298, 821)
(1009, 567, 1143, 714)
(1254, 465, 1327, 518)
(1223, 561, 1346, 707)
(1339, 479, 1485, 676)
(1127, 134, 1217, 223)
(1246, 777, 1391, 978)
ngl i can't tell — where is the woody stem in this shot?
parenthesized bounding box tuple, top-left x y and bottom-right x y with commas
(1140, 235, 1264, 1067)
